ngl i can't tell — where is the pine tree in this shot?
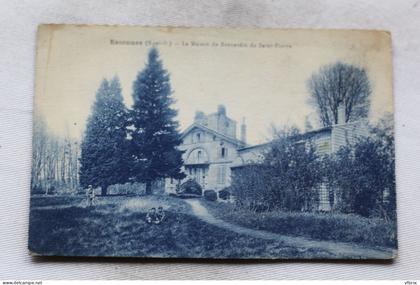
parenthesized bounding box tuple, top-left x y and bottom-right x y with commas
(130, 48, 185, 194)
(79, 77, 130, 195)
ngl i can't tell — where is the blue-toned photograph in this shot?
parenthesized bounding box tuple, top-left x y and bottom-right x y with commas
(29, 25, 397, 259)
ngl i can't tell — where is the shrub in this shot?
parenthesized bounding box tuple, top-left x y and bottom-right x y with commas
(108, 182, 147, 196)
(177, 179, 202, 196)
(31, 184, 45, 195)
(325, 116, 396, 220)
(206, 202, 397, 248)
(47, 186, 57, 195)
(204, 190, 217, 201)
(218, 188, 231, 200)
(173, 193, 202, 199)
(263, 128, 323, 211)
(231, 164, 273, 210)
(231, 127, 322, 212)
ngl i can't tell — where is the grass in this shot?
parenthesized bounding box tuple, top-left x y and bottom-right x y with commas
(30, 195, 86, 207)
(28, 195, 336, 259)
(202, 201, 397, 249)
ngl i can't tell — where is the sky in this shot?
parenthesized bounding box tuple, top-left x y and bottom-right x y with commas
(34, 25, 393, 145)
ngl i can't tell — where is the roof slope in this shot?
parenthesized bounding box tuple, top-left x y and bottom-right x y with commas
(182, 123, 246, 147)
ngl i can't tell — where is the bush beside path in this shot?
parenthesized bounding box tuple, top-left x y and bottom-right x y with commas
(189, 199, 395, 259)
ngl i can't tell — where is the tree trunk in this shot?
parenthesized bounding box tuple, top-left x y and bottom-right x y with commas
(101, 184, 108, 196)
(145, 181, 152, 195)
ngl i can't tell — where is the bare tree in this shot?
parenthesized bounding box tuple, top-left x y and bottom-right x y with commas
(31, 114, 80, 194)
(31, 115, 48, 190)
(307, 62, 372, 127)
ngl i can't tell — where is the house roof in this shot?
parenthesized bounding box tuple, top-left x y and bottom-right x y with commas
(238, 121, 369, 155)
(237, 142, 271, 152)
(237, 126, 332, 152)
(299, 126, 332, 138)
(181, 123, 246, 147)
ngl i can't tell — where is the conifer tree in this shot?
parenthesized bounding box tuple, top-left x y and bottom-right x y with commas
(130, 48, 185, 194)
(79, 77, 130, 195)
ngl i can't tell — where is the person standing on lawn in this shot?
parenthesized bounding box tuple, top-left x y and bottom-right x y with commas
(86, 185, 95, 206)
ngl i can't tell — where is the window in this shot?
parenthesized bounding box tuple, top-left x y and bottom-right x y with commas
(217, 165, 226, 184)
(220, 147, 227, 158)
(197, 150, 202, 162)
(196, 133, 201, 142)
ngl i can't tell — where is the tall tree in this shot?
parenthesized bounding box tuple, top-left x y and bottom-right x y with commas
(130, 48, 185, 194)
(79, 77, 130, 195)
(307, 62, 372, 127)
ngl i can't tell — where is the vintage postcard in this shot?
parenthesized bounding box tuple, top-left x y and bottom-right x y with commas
(29, 25, 397, 259)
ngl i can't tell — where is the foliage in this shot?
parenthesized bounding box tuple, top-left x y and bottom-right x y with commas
(31, 185, 45, 195)
(218, 188, 231, 200)
(177, 179, 202, 196)
(265, 128, 323, 211)
(129, 48, 185, 194)
(204, 190, 218, 201)
(232, 127, 323, 211)
(108, 182, 147, 196)
(231, 164, 273, 211)
(205, 202, 397, 248)
(325, 115, 396, 220)
(370, 113, 396, 221)
(232, 115, 395, 222)
(79, 77, 130, 195)
(307, 61, 371, 127)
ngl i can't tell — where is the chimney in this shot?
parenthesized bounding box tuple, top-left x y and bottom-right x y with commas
(240, 117, 247, 143)
(337, 104, 346, 125)
(194, 111, 205, 124)
(217, 104, 226, 116)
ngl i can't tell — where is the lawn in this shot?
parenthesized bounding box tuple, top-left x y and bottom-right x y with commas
(30, 194, 86, 208)
(28, 195, 336, 259)
(202, 200, 397, 249)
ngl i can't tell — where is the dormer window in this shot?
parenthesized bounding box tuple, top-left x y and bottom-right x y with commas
(196, 133, 201, 142)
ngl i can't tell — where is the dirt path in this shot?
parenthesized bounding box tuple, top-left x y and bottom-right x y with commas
(185, 199, 396, 259)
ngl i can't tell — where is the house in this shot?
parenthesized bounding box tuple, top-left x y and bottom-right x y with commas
(165, 105, 246, 193)
(165, 104, 369, 211)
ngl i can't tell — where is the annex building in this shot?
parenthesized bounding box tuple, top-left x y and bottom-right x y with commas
(165, 104, 369, 211)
